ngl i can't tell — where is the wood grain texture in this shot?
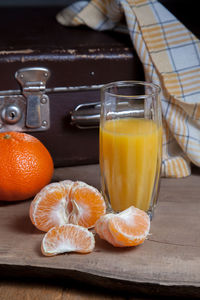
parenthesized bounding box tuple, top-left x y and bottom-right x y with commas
(0, 280, 125, 300)
(0, 279, 157, 300)
(0, 165, 200, 298)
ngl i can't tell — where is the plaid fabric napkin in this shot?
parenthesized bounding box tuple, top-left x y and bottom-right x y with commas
(57, 0, 200, 178)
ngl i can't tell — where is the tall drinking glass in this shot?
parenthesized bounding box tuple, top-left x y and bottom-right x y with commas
(100, 81, 162, 219)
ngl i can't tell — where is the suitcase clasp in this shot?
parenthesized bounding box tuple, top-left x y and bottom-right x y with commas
(0, 67, 50, 132)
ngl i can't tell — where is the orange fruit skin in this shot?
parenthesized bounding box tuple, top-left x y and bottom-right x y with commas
(0, 131, 54, 201)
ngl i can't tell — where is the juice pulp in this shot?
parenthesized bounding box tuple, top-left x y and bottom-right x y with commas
(100, 118, 162, 212)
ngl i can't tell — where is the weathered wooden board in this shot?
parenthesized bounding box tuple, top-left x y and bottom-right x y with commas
(0, 165, 200, 298)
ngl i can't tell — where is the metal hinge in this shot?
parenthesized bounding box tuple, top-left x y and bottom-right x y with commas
(0, 67, 50, 132)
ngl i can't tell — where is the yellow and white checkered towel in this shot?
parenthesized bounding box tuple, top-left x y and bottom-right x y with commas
(57, 0, 200, 178)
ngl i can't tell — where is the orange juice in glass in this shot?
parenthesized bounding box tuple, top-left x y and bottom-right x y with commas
(100, 81, 162, 219)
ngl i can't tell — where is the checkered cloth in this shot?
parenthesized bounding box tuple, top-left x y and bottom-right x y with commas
(57, 0, 200, 178)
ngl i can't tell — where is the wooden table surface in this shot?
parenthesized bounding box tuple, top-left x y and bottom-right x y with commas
(1, 164, 200, 300)
(0, 278, 167, 300)
(0, 279, 167, 300)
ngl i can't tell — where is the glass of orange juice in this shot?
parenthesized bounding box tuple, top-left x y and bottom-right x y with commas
(100, 81, 162, 219)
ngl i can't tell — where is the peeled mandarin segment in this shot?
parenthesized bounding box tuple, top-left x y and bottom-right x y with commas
(108, 206, 150, 247)
(41, 224, 95, 256)
(100, 215, 125, 247)
(69, 181, 106, 228)
(95, 206, 150, 247)
(95, 214, 109, 239)
(95, 214, 122, 247)
(29, 180, 74, 232)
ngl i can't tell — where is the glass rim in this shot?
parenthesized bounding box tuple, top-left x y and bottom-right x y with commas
(101, 80, 161, 99)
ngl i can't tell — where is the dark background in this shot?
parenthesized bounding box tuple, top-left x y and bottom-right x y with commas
(0, 0, 79, 6)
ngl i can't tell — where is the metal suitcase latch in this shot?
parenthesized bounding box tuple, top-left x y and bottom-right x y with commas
(70, 102, 101, 129)
(0, 67, 50, 132)
(70, 100, 145, 129)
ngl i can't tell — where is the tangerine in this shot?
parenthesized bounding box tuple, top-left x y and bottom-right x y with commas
(29, 180, 106, 231)
(0, 131, 54, 201)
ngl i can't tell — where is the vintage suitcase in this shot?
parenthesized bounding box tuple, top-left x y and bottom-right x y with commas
(0, 6, 144, 167)
(0, 1, 198, 167)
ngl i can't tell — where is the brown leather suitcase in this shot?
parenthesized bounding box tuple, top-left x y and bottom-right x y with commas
(0, 2, 198, 167)
(0, 6, 144, 167)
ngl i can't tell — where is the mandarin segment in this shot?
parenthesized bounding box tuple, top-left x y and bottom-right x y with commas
(95, 206, 150, 247)
(30, 180, 74, 232)
(41, 224, 95, 256)
(108, 207, 150, 246)
(69, 181, 106, 228)
(95, 214, 121, 247)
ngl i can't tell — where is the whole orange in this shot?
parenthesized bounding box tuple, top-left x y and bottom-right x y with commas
(0, 131, 54, 201)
